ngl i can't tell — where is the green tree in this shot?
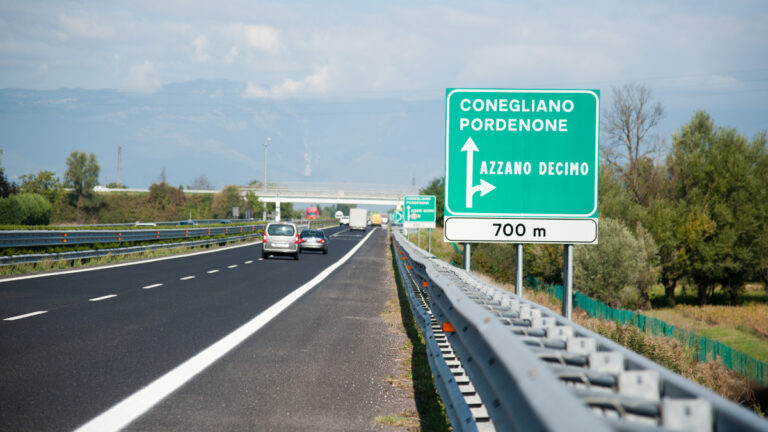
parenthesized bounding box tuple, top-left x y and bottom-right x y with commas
(574, 217, 658, 309)
(0, 150, 18, 198)
(212, 185, 245, 218)
(244, 191, 264, 219)
(667, 111, 768, 304)
(0, 193, 52, 225)
(19, 170, 63, 203)
(643, 198, 687, 306)
(419, 177, 444, 227)
(148, 182, 185, 211)
(65, 152, 100, 199)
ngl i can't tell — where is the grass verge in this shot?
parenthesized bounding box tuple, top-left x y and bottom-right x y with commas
(377, 237, 452, 431)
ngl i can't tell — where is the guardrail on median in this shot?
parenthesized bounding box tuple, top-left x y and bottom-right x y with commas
(0, 233, 263, 266)
(0, 219, 336, 249)
(0, 225, 265, 248)
(392, 230, 767, 432)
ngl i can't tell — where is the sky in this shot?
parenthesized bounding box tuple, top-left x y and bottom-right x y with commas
(1, 0, 767, 190)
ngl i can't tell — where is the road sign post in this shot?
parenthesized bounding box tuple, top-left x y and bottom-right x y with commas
(444, 88, 599, 317)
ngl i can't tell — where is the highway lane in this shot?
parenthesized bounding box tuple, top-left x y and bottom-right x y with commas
(126, 227, 410, 431)
(0, 224, 368, 431)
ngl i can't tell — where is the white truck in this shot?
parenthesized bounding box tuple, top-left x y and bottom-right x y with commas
(349, 208, 368, 231)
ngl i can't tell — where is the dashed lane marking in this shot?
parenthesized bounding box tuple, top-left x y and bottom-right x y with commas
(180, 276, 195, 281)
(207, 270, 219, 274)
(244, 260, 253, 264)
(89, 295, 117, 302)
(142, 283, 163, 290)
(4, 311, 48, 321)
(227, 265, 238, 269)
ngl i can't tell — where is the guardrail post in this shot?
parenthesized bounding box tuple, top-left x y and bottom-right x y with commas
(562, 243, 573, 319)
(515, 243, 523, 297)
(463, 242, 471, 272)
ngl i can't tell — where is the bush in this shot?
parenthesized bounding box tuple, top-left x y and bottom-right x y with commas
(0, 193, 52, 225)
(574, 217, 658, 309)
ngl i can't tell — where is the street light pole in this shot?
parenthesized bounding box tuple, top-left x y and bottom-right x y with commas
(263, 137, 271, 221)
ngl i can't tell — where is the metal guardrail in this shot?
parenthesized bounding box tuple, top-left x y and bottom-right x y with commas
(392, 230, 768, 432)
(0, 233, 263, 266)
(0, 220, 334, 248)
(0, 225, 265, 248)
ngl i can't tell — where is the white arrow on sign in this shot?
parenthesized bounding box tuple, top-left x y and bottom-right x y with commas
(461, 137, 495, 208)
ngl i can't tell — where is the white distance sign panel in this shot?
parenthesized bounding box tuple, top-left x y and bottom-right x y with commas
(444, 218, 597, 244)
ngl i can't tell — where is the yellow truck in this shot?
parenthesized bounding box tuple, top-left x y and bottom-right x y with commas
(370, 213, 382, 226)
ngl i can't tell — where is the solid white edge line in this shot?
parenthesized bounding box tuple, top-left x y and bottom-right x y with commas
(4, 310, 48, 321)
(73, 227, 377, 432)
(179, 276, 195, 281)
(142, 283, 163, 290)
(207, 270, 219, 274)
(0, 240, 261, 284)
(89, 295, 118, 302)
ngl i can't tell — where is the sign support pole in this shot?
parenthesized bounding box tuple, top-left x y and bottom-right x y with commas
(428, 229, 432, 254)
(463, 243, 471, 272)
(515, 243, 523, 297)
(562, 244, 573, 319)
(418, 229, 421, 248)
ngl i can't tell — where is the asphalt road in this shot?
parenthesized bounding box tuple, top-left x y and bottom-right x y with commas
(0, 225, 411, 431)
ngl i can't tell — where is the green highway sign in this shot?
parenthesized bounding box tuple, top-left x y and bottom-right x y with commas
(444, 89, 599, 244)
(394, 210, 404, 224)
(403, 195, 436, 229)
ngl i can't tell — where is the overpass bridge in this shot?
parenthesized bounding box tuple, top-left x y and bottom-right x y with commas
(239, 182, 419, 220)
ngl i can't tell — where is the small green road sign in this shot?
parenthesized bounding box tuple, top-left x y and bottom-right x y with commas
(394, 210, 404, 224)
(444, 89, 599, 243)
(404, 195, 436, 229)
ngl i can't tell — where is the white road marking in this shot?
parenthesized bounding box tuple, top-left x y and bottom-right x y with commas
(244, 260, 253, 264)
(142, 283, 163, 290)
(73, 228, 377, 432)
(89, 295, 117, 302)
(4, 310, 48, 321)
(258, 258, 264, 261)
(207, 269, 219, 274)
(179, 276, 195, 281)
(227, 265, 238, 269)
(0, 240, 260, 284)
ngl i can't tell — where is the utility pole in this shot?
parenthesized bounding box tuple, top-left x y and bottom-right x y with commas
(263, 137, 271, 221)
(117, 146, 123, 187)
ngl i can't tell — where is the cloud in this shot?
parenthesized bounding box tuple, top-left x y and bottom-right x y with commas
(224, 45, 240, 64)
(242, 65, 329, 99)
(192, 35, 210, 62)
(228, 23, 280, 53)
(58, 12, 114, 40)
(123, 61, 162, 93)
(303, 151, 312, 176)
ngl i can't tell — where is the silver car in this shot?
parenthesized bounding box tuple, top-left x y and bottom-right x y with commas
(262, 222, 300, 260)
(299, 229, 328, 254)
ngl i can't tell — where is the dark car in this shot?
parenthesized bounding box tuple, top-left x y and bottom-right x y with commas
(299, 229, 328, 254)
(262, 222, 300, 260)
